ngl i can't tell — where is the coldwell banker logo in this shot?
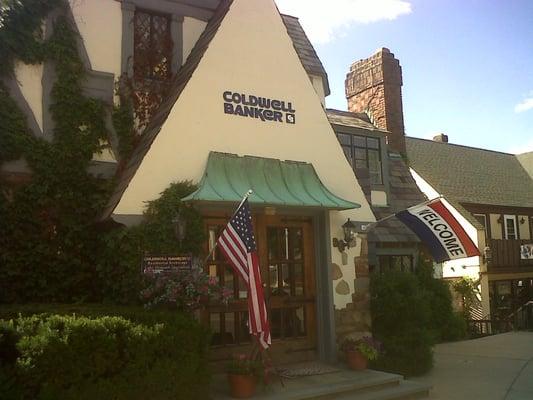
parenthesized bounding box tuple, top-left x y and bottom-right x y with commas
(223, 91, 296, 124)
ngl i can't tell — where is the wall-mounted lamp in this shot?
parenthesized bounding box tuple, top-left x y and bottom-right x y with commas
(520, 217, 526, 225)
(497, 216, 502, 224)
(172, 210, 187, 245)
(482, 246, 492, 264)
(332, 218, 357, 253)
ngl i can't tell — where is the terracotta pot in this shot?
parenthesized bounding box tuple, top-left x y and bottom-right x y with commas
(228, 373, 257, 398)
(346, 350, 368, 370)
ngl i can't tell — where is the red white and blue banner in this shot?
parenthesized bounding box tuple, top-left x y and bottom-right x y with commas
(396, 199, 481, 263)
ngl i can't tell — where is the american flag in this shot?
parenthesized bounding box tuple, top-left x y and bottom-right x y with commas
(217, 198, 271, 349)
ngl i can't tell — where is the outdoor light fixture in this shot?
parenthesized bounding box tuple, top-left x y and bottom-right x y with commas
(520, 217, 526, 225)
(172, 210, 187, 244)
(497, 216, 502, 224)
(483, 246, 492, 264)
(332, 218, 357, 252)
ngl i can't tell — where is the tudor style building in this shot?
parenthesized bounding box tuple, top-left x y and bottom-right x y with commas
(0, 0, 387, 365)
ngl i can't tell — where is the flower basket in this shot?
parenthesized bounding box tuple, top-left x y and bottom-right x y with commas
(227, 373, 257, 398)
(345, 349, 368, 370)
(340, 336, 381, 371)
(227, 354, 261, 398)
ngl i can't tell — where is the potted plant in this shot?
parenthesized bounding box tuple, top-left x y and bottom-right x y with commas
(340, 336, 381, 370)
(227, 353, 261, 398)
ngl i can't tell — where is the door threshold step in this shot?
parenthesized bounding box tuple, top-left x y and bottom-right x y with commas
(212, 369, 408, 399)
(334, 380, 431, 400)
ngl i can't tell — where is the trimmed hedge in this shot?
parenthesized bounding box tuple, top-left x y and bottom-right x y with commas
(0, 305, 210, 400)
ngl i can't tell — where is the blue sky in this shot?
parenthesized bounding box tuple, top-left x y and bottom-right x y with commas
(276, 0, 533, 154)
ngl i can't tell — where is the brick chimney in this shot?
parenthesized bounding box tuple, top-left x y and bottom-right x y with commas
(433, 133, 448, 143)
(345, 48, 406, 154)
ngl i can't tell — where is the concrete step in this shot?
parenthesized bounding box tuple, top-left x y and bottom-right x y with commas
(333, 380, 431, 400)
(212, 369, 427, 400)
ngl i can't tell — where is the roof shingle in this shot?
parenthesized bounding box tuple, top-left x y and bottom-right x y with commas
(406, 137, 533, 209)
(281, 14, 330, 95)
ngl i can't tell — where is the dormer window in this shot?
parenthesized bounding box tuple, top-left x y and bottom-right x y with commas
(337, 133, 383, 184)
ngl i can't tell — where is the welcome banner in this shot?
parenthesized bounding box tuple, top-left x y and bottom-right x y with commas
(396, 199, 481, 263)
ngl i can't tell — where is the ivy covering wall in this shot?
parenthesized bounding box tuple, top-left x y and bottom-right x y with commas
(0, 1, 203, 303)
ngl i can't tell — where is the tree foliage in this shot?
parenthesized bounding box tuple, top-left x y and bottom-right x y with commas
(0, 2, 204, 304)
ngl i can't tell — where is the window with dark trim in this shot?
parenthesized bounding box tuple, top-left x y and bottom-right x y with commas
(336, 133, 383, 184)
(504, 215, 518, 240)
(378, 255, 414, 273)
(133, 9, 172, 82)
(132, 9, 173, 130)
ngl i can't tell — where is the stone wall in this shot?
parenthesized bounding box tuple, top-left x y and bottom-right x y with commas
(333, 234, 372, 347)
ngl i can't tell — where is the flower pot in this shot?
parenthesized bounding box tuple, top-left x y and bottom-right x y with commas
(228, 373, 257, 398)
(345, 350, 368, 370)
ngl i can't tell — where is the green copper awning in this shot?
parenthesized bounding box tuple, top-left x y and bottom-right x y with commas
(182, 152, 360, 210)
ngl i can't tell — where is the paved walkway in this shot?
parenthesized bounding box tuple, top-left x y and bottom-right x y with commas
(412, 331, 533, 400)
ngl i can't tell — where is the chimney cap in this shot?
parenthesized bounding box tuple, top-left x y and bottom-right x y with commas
(433, 133, 449, 143)
(374, 47, 391, 55)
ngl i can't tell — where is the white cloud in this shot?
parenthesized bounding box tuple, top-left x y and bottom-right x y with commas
(275, 0, 412, 44)
(514, 97, 533, 113)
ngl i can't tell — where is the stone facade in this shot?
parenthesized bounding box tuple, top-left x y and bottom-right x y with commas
(334, 234, 372, 346)
(345, 48, 406, 154)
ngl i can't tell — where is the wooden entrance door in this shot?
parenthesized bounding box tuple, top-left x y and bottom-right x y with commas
(204, 214, 317, 364)
(258, 215, 317, 362)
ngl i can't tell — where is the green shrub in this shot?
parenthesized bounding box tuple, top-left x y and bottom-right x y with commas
(370, 261, 467, 377)
(370, 327, 433, 376)
(416, 263, 467, 342)
(370, 270, 433, 376)
(0, 309, 211, 399)
(0, 321, 23, 399)
(0, 320, 20, 367)
(439, 311, 468, 342)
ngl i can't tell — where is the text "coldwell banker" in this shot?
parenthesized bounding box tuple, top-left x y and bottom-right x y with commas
(223, 91, 296, 124)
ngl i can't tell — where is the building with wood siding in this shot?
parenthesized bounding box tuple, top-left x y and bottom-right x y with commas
(407, 137, 533, 320)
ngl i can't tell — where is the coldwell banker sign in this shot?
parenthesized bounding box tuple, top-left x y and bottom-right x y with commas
(223, 91, 296, 124)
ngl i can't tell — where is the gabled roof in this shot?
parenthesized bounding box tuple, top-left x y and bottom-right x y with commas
(406, 137, 533, 209)
(281, 14, 330, 96)
(517, 151, 533, 181)
(102, 1, 332, 220)
(101, 0, 233, 220)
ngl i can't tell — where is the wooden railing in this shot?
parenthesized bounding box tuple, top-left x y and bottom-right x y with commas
(468, 302, 533, 337)
(487, 239, 533, 268)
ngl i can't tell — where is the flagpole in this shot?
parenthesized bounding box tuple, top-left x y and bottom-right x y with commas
(362, 196, 442, 231)
(203, 190, 254, 264)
